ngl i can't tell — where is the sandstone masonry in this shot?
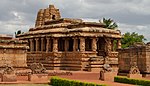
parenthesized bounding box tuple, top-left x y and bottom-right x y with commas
(17, 5, 122, 72)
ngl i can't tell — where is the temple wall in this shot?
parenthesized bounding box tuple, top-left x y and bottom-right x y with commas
(0, 34, 28, 69)
(27, 51, 118, 72)
(118, 45, 149, 74)
(0, 48, 27, 68)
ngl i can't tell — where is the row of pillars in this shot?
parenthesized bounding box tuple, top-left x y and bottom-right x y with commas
(29, 37, 121, 52)
(29, 37, 98, 52)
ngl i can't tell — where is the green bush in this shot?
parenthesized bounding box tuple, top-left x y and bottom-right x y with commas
(114, 76, 150, 86)
(50, 76, 107, 86)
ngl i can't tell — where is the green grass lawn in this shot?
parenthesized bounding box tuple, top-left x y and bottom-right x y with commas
(0, 84, 50, 86)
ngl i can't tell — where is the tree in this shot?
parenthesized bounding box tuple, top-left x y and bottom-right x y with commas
(99, 18, 118, 29)
(121, 32, 146, 48)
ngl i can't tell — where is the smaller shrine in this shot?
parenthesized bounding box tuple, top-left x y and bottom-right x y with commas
(118, 42, 150, 77)
(0, 34, 28, 68)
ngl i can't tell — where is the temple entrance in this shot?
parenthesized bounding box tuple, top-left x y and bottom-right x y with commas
(68, 38, 73, 51)
(97, 37, 106, 56)
(85, 38, 92, 51)
(58, 38, 65, 51)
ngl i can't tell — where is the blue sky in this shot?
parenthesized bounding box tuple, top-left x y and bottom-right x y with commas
(0, 0, 150, 42)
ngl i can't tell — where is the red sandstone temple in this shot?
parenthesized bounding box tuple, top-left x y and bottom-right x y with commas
(17, 5, 122, 72)
(0, 34, 28, 68)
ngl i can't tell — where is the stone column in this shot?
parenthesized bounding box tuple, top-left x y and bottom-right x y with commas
(111, 40, 114, 51)
(41, 38, 44, 51)
(92, 38, 97, 52)
(117, 39, 121, 49)
(65, 39, 69, 51)
(105, 38, 112, 55)
(73, 38, 77, 52)
(80, 37, 85, 52)
(53, 38, 58, 52)
(46, 38, 50, 52)
(49, 39, 52, 52)
(29, 39, 34, 51)
(35, 38, 39, 51)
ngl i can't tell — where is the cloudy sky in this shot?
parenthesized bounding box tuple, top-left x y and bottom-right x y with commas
(0, 0, 150, 42)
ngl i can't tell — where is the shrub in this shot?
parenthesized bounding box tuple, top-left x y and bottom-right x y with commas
(114, 76, 150, 86)
(50, 76, 107, 86)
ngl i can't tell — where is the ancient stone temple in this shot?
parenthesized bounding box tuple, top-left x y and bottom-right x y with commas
(118, 43, 150, 76)
(17, 5, 121, 71)
(0, 34, 28, 68)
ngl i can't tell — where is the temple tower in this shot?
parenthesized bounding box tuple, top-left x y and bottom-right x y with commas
(35, 5, 61, 27)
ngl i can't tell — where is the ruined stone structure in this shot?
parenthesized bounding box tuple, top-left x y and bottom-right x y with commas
(118, 43, 150, 76)
(0, 34, 28, 68)
(17, 5, 121, 71)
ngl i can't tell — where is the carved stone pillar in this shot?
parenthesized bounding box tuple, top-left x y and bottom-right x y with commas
(73, 38, 77, 52)
(65, 39, 69, 51)
(35, 38, 39, 51)
(29, 39, 34, 52)
(117, 39, 121, 49)
(105, 38, 112, 55)
(53, 38, 58, 52)
(46, 38, 50, 52)
(41, 38, 44, 51)
(92, 38, 97, 52)
(49, 39, 52, 52)
(80, 37, 85, 52)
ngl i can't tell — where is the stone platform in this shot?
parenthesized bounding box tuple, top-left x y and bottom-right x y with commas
(28, 74, 48, 82)
(127, 74, 142, 79)
(2, 74, 17, 82)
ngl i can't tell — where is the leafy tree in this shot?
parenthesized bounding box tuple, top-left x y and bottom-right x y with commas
(99, 18, 118, 29)
(121, 32, 146, 48)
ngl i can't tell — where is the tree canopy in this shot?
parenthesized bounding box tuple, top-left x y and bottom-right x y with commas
(121, 32, 146, 48)
(99, 18, 118, 29)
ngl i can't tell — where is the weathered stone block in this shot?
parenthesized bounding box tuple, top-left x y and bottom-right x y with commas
(2, 74, 17, 82)
(99, 72, 117, 82)
(28, 74, 48, 82)
(127, 74, 142, 79)
(90, 68, 101, 72)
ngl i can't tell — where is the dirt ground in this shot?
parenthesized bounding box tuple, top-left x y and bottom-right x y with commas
(56, 71, 134, 86)
(0, 71, 136, 86)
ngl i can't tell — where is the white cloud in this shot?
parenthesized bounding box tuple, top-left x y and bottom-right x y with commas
(0, 0, 150, 41)
(82, 18, 99, 22)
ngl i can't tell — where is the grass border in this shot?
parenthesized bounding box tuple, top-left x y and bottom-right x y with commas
(114, 76, 150, 85)
(50, 76, 107, 86)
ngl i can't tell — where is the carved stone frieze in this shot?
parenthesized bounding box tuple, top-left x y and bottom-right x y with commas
(30, 62, 46, 74)
(3, 65, 15, 75)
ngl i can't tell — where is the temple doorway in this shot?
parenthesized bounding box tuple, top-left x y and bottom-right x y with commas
(97, 37, 106, 56)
